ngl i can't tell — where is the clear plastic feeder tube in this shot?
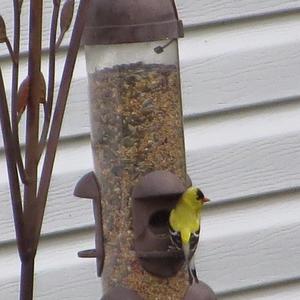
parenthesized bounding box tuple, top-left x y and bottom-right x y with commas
(85, 40, 188, 298)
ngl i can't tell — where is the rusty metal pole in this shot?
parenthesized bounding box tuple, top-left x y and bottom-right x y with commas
(20, 0, 43, 297)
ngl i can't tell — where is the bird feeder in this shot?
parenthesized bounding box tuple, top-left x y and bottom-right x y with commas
(77, 0, 217, 299)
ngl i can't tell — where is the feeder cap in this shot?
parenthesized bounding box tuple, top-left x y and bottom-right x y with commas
(82, 0, 184, 45)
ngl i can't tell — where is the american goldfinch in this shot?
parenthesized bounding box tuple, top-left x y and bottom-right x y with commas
(169, 186, 209, 284)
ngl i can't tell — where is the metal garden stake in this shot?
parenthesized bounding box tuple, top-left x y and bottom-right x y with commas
(0, 0, 90, 299)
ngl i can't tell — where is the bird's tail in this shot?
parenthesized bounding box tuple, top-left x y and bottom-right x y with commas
(189, 255, 199, 284)
(182, 244, 190, 262)
(183, 244, 199, 284)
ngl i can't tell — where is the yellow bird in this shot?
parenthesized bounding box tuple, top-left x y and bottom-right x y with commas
(169, 186, 210, 284)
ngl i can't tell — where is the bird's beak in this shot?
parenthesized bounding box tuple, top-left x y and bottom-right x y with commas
(202, 197, 210, 203)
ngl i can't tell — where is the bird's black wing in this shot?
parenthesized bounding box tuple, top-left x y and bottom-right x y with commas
(169, 224, 200, 284)
(169, 225, 200, 254)
(169, 224, 182, 250)
(189, 228, 200, 253)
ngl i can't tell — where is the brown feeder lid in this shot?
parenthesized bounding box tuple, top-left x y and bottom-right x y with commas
(82, 0, 184, 45)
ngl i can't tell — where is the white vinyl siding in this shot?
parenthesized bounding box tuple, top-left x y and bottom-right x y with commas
(1, 0, 300, 298)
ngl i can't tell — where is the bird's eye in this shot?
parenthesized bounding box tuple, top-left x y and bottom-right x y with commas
(196, 188, 204, 200)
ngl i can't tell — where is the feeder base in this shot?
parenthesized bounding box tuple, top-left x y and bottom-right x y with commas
(184, 282, 217, 300)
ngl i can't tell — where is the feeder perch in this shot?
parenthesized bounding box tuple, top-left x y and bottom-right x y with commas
(74, 172, 104, 277)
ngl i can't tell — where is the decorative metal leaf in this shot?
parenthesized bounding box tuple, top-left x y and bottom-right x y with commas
(0, 16, 15, 63)
(60, 0, 74, 32)
(56, 0, 74, 49)
(17, 76, 30, 117)
(0, 15, 7, 43)
(39, 72, 46, 104)
(17, 73, 47, 121)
